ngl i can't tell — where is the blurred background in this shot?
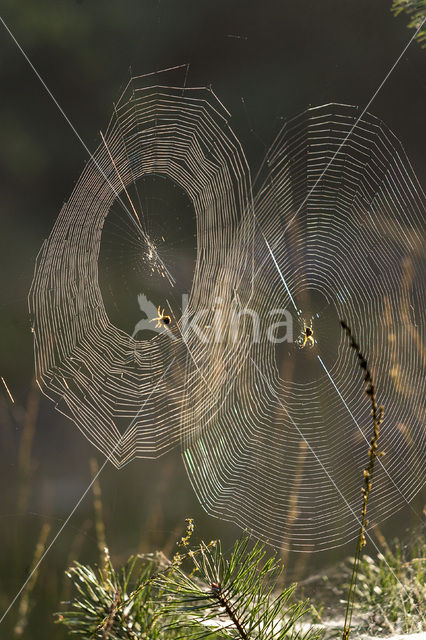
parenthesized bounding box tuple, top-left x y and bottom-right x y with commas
(0, 1, 424, 637)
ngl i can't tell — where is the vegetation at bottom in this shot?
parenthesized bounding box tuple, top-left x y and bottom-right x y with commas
(56, 527, 426, 640)
(347, 534, 426, 634)
(56, 527, 321, 640)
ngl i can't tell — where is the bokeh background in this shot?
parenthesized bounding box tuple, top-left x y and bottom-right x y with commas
(0, 1, 424, 638)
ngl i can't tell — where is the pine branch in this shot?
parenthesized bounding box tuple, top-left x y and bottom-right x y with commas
(57, 534, 320, 640)
(391, 0, 426, 45)
(156, 537, 320, 640)
(57, 550, 175, 639)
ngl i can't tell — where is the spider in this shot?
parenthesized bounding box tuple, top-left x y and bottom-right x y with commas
(300, 321, 315, 348)
(150, 306, 171, 328)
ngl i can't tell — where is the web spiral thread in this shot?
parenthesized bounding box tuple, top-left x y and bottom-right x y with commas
(30, 73, 425, 550)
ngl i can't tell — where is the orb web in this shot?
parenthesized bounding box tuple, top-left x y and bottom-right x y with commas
(181, 104, 425, 550)
(30, 72, 425, 550)
(29, 68, 254, 467)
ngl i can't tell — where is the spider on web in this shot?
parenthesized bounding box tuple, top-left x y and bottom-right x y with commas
(299, 321, 315, 349)
(150, 306, 171, 328)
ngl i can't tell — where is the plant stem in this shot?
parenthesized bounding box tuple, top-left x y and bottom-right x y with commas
(210, 582, 248, 640)
(340, 320, 385, 640)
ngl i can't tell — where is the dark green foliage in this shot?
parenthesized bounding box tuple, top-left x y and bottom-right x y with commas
(57, 551, 177, 639)
(391, 0, 426, 45)
(57, 538, 321, 640)
(157, 538, 320, 640)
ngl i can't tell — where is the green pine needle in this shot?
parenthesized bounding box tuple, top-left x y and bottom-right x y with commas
(391, 0, 426, 45)
(57, 537, 321, 640)
(156, 537, 321, 640)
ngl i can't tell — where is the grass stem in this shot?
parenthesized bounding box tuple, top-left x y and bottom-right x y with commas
(340, 320, 385, 640)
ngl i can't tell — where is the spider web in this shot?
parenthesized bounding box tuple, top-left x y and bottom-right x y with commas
(29, 68, 253, 467)
(183, 103, 426, 550)
(29, 71, 425, 550)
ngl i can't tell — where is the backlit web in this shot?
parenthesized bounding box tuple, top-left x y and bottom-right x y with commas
(30, 69, 425, 550)
(30, 68, 253, 467)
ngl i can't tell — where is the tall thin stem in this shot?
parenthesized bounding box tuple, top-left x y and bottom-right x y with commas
(340, 320, 385, 640)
